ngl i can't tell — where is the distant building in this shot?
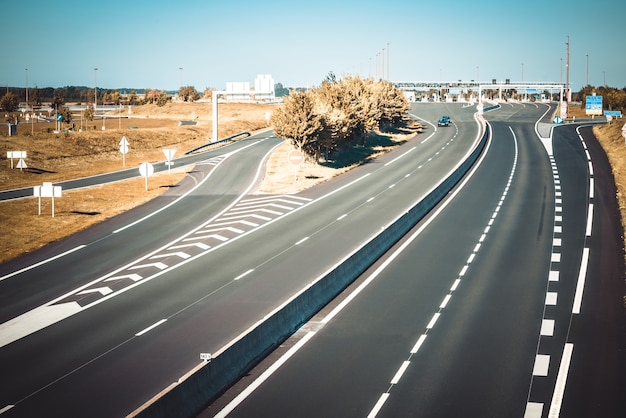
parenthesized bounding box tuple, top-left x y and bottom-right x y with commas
(224, 74, 275, 101)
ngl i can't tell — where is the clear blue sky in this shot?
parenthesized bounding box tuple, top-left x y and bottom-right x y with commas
(2, 0, 625, 91)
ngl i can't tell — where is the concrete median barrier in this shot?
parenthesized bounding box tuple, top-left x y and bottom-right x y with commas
(130, 123, 490, 418)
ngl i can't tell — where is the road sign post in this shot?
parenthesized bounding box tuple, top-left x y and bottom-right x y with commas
(7, 151, 27, 169)
(288, 149, 303, 182)
(139, 162, 154, 191)
(33, 182, 62, 217)
(163, 149, 177, 174)
(119, 136, 130, 167)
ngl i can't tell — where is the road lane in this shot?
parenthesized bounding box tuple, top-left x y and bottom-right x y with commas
(209, 104, 566, 417)
(0, 104, 482, 417)
(0, 133, 282, 324)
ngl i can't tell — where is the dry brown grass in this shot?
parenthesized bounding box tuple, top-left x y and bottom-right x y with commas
(0, 102, 274, 263)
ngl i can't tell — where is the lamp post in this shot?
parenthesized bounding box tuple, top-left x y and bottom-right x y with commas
(94, 67, 98, 112)
(179, 67, 183, 90)
(387, 42, 391, 81)
(25, 68, 29, 111)
(586, 54, 589, 86)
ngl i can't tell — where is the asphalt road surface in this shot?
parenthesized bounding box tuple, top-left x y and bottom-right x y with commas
(204, 103, 625, 418)
(0, 103, 484, 417)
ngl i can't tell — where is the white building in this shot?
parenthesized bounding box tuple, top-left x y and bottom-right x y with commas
(224, 74, 275, 101)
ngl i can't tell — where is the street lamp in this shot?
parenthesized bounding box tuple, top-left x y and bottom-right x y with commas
(179, 67, 183, 90)
(94, 67, 98, 111)
(25, 68, 28, 111)
(586, 54, 589, 86)
(387, 42, 391, 81)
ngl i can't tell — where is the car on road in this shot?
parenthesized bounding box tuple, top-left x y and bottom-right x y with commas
(437, 116, 451, 127)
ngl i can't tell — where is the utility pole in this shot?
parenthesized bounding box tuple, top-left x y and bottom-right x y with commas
(565, 35, 570, 101)
(387, 42, 390, 82)
(25, 68, 29, 110)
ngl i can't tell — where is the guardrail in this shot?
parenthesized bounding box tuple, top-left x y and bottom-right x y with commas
(184, 131, 251, 155)
(130, 122, 490, 418)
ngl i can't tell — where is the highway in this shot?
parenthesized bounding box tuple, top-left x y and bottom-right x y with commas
(0, 103, 483, 417)
(204, 104, 625, 417)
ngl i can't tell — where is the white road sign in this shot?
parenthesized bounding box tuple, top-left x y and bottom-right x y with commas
(139, 162, 154, 177)
(139, 162, 154, 191)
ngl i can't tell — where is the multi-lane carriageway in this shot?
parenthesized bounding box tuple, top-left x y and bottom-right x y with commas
(0, 103, 623, 418)
(203, 103, 624, 418)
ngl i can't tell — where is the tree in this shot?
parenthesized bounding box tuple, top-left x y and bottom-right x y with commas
(29, 86, 42, 107)
(271, 90, 324, 155)
(274, 82, 290, 97)
(156, 90, 170, 107)
(59, 105, 72, 124)
(52, 88, 66, 109)
(128, 90, 138, 105)
(83, 106, 94, 121)
(179, 86, 200, 102)
(203, 87, 214, 100)
(0, 91, 19, 112)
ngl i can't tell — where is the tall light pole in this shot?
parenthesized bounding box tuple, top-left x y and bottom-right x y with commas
(381, 47, 385, 81)
(586, 54, 589, 86)
(94, 67, 98, 111)
(25, 68, 29, 110)
(387, 42, 390, 82)
(565, 35, 570, 100)
(179, 67, 183, 90)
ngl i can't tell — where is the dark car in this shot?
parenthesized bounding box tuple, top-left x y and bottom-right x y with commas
(437, 115, 451, 127)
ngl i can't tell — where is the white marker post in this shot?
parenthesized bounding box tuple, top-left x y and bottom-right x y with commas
(288, 149, 303, 182)
(119, 136, 130, 167)
(33, 182, 62, 217)
(163, 149, 176, 174)
(139, 162, 154, 191)
(622, 123, 626, 145)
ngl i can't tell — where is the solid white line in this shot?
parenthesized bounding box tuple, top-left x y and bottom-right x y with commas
(367, 393, 390, 418)
(572, 248, 590, 314)
(135, 319, 167, 336)
(390, 361, 411, 385)
(214, 331, 316, 418)
(548, 343, 574, 417)
(0, 245, 86, 282)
